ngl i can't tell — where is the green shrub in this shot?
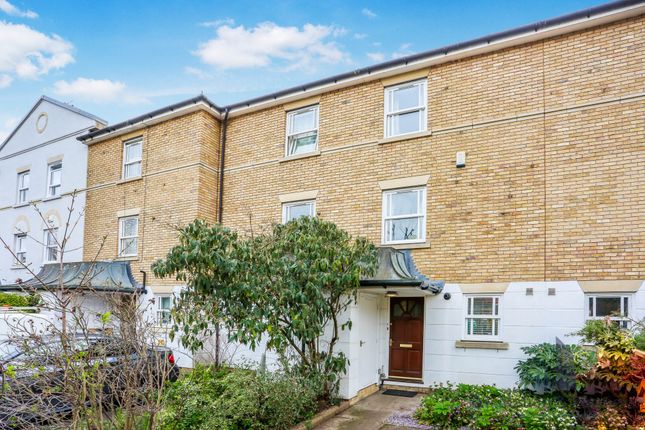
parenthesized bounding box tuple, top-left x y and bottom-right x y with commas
(415, 384, 577, 429)
(515, 343, 596, 393)
(0, 292, 41, 308)
(160, 366, 319, 430)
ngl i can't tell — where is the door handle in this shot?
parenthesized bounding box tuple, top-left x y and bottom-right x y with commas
(399, 343, 413, 348)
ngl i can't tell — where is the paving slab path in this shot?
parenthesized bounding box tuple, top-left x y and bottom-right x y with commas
(313, 391, 426, 430)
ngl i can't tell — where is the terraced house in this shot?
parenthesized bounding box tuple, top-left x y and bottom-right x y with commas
(78, 1, 644, 399)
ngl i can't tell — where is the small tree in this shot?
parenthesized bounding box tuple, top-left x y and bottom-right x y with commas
(152, 216, 377, 398)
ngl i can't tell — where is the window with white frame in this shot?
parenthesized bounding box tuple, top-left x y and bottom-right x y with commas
(118, 216, 139, 257)
(586, 295, 631, 329)
(282, 200, 315, 223)
(464, 295, 501, 340)
(156, 296, 172, 325)
(123, 138, 142, 179)
(47, 162, 62, 197)
(286, 105, 319, 156)
(382, 187, 426, 244)
(384, 79, 427, 138)
(43, 228, 59, 263)
(13, 233, 27, 265)
(16, 171, 30, 204)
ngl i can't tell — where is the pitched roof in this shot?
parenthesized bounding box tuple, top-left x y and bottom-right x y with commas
(0, 95, 107, 152)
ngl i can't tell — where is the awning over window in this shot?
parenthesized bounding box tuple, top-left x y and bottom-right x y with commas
(360, 247, 444, 294)
(0, 261, 142, 294)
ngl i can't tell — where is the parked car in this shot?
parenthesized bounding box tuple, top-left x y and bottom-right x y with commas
(0, 334, 179, 428)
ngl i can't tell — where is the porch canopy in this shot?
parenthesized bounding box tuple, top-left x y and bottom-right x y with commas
(360, 247, 444, 295)
(0, 261, 142, 294)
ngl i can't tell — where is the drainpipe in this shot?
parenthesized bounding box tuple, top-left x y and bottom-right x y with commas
(215, 108, 229, 366)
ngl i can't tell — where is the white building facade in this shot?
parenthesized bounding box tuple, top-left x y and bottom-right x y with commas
(0, 96, 105, 286)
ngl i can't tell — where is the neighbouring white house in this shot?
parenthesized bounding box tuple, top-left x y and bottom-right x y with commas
(0, 96, 106, 287)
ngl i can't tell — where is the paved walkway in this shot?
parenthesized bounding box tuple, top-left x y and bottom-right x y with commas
(313, 390, 425, 430)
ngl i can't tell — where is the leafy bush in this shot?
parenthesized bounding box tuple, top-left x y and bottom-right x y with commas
(415, 384, 577, 429)
(0, 292, 41, 308)
(515, 343, 595, 393)
(160, 366, 318, 430)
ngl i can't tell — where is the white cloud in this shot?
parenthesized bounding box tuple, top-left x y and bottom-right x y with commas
(0, 73, 11, 88)
(361, 8, 377, 19)
(194, 22, 350, 70)
(392, 43, 414, 59)
(53, 77, 147, 104)
(354, 33, 367, 40)
(0, 0, 37, 18)
(198, 17, 234, 28)
(0, 21, 73, 86)
(367, 52, 385, 62)
(184, 66, 212, 80)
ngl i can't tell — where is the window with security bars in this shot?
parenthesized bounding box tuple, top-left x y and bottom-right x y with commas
(156, 296, 172, 325)
(286, 105, 318, 156)
(123, 138, 142, 179)
(587, 295, 630, 329)
(464, 295, 501, 341)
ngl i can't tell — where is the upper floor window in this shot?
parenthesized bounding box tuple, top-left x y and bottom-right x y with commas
(13, 233, 27, 265)
(123, 138, 142, 179)
(43, 227, 59, 263)
(465, 295, 501, 341)
(587, 295, 630, 329)
(382, 187, 426, 244)
(47, 162, 62, 197)
(118, 216, 139, 257)
(156, 295, 172, 325)
(286, 105, 319, 156)
(16, 170, 30, 204)
(282, 200, 315, 223)
(384, 79, 427, 138)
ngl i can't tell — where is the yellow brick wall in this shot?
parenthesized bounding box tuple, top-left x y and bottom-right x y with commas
(221, 16, 644, 282)
(83, 111, 220, 288)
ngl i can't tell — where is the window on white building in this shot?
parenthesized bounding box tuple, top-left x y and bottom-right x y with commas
(118, 216, 139, 257)
(43, 228, 59, 263)
(286, 105, 319, 156)
(156, 296, 172, 325)
(282, 200, 316, 223)
(16, 170, 30, 204)
(464, 295, 501, 341)
(47, 162, 62, 197)
(123, 138, 143, 179)
(382, 187, 426, 244)
(384, 79, 427, 138)
(13, 233, 27, 265)
(586, 295, 631, 329)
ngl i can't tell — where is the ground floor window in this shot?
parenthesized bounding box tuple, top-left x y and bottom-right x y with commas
(464, 295, 501, 341)
(156, 295, 172, 325)
(586, 294, 630, 328)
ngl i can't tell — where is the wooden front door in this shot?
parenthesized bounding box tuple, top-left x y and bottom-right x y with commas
(389, 297, 424, 379)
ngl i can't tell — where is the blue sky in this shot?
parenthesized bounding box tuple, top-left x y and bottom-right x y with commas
(0, 0, 606, 140)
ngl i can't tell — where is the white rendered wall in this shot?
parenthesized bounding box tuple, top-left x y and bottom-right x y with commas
(0, 98, 99, 285)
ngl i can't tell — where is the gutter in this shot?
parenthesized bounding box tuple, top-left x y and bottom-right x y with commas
(76, 0, 645, 143)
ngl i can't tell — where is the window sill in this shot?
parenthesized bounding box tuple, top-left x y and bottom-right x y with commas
(383, 241, 430, 250)
(11, 265, 27, 270)
(13, 202, 31, 208)
(455, 340, 509, 350)
(115, 255, 139, 261)
(279, 150, 321, 163)
(42, 195, 61, 202)
(378, 130, 432, 146)
(117, 176, 143, 185)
